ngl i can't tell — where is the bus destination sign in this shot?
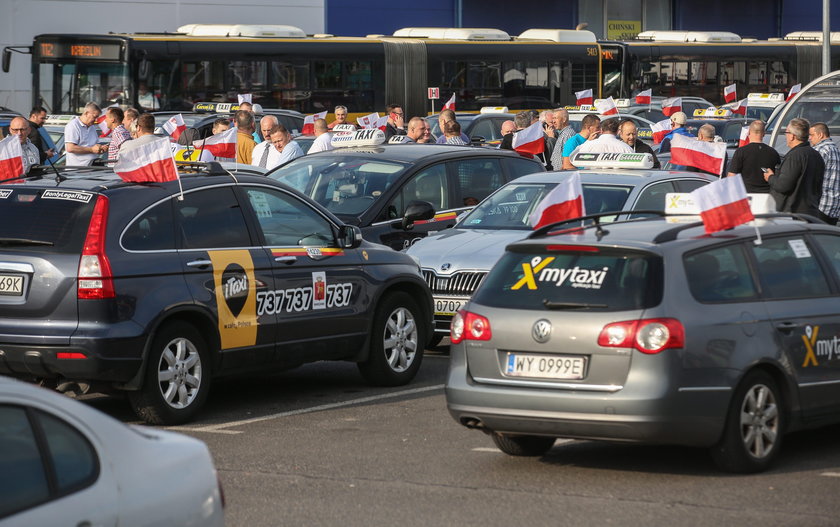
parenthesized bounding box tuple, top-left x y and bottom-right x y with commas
(38, 40, 122, 61)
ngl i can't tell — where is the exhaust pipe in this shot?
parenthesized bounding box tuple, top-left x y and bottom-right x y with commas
(460, 417, 486, 430)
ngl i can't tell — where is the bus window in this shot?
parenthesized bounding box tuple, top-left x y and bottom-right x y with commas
(38, 62, 128, 113)
(749, 61, 768, 86)
(770, 61, 790, 87)
(180, 60, 225, 105)
(315, 60, 343, 89)
(227, 61, 267, 95)
(720, 61, 746, 88)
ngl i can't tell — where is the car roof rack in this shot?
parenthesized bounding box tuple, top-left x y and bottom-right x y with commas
(529, 210, 667, 241)
(651, 212, 823, 244)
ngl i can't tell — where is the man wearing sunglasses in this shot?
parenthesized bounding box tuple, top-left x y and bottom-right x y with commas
(763, 117, 825, 215)
(8, 117, 40, 175)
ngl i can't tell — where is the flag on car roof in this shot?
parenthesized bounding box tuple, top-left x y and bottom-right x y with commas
(529, 172, 586, 229)
(194, 126, 237, 159)
(575, 89, 593, 106)
(723, 83, 737, 103)
(738, 126, 750, 148)
(443, 93, 456, 111)
(114, 136, 178, 183)
(301, 111, 328, 135)
(787, 83, 801, 102)
(651, 118, 672, 144)
(661, 97, 682, 117)
(237, 94, 252, 105)
(0, 135, 24, 182)
(730, 98, 748, 116)
(635, 89, 652, 105)
(512, 121, 545, 155)
(690, 174, 754, 234)
(595, 97, 618, 116)
(670, 134, 727, 176)
(162, 113, 187, 141)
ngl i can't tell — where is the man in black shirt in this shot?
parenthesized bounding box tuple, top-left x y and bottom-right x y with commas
(618, 120, 661, 168)
(26, 106, 55, 164)
(727, 120, 780, 193)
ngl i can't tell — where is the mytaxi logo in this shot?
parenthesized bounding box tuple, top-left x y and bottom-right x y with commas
(801, 325, 840, 367)
(512, 256, 555, 290)
(511, 256, 610, 291)
(802, 325, 819, 367)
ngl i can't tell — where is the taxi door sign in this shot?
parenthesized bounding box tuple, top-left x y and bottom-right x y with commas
(428, 87, 440, 100)
(209, 250, 258, 349)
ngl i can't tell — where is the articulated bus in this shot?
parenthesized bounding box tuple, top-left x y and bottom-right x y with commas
(3, 25, 603, 119)
(600, 31, 840, 105)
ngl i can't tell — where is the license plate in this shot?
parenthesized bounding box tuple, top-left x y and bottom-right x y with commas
(505, 353, 586, 380)
(0, 274, 23, 296)
(434, 296, 465, 316)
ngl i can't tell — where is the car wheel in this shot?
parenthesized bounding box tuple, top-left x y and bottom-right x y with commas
(491, 432, 556, 457)
(710, 371, 783, 473)
(358, 292, 425, 386)
(129, 321, 211, 425)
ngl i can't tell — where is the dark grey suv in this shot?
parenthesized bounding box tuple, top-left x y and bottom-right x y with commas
(0, 163, 432, 425)
(446, 212, 840, 472)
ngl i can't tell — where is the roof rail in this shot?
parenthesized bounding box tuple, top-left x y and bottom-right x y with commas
(392, 27, 511, 40)
(528, 210, 668, 240)
(651, 213, 823, 243)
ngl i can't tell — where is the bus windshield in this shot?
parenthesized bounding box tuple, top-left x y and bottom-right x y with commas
(38, 61, 129, 114)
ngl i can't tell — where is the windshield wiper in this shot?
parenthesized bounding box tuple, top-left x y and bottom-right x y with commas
(543, 300, 607, 309)
(0, 238, 54, 246)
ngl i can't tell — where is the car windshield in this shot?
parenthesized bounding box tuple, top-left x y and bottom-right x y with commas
(458, 182, 633, 230)
(268, 155, 410, 217)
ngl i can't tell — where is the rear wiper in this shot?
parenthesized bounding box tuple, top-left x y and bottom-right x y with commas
(0, 238, 54, 246)
(543, 300, 607, 309)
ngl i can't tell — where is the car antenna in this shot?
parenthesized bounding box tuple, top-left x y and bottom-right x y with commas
(45, 157, 65, 183)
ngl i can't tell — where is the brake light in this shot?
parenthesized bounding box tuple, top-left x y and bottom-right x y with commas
(450, 310, 492, 344)
(546, 244, 599, 252)
(78, 195, 115, 299)
(598, 318, 684, 354)
(56, 352, 87, 359)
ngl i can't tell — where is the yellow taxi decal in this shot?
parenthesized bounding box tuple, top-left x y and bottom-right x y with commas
(173, 148, 204, 162)
(802, 325, 820, 367)
(271, 247, 345, 258)
(209, 250, 259, 350)
(415, 211, 458, 225)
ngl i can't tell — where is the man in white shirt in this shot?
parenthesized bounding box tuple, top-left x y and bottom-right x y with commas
(251, 116, 279, 168)
(576, 118, 634, 155)
(65, 102, 107, 166)
(266, 125, 304, 169)
(307, 119, 333, 154)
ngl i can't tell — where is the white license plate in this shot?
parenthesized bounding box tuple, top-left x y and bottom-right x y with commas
(505, 353, 586, 380)
(434, 297, 465, 316)
(0, 274, 23, 296)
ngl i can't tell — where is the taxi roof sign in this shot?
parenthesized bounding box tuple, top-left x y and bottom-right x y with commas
(692, 108, 732, 118)
(331, 128, 386, 148)
(480, 106, 509, 114)
(192, 102, 241, 114)
(571, 152, 654, 170)
(747, 92, 785, 103)
(594, 98, 630, 108)
(45, 114, 76, 125)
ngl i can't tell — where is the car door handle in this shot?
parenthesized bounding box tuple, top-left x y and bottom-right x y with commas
(775, 322, 800, 333)
(275, 256, 297, 264)
(186, 259, 212, 268)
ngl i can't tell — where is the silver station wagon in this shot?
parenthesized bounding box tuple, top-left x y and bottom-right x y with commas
(446, 212, 840, 472)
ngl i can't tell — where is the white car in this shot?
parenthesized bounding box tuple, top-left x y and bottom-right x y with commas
(0, 377, 224, 526)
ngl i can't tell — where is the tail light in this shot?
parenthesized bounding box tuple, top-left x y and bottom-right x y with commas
(598, 318, 684, 354)
(78, 195, 115, 299)
(450, 310, 492, 344)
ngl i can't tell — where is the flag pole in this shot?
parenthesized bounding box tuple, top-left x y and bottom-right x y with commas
(753, 221, 762, 245)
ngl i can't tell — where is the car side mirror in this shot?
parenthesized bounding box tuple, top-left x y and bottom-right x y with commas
(401, 200, 435, 230)
(2, 49, 10, 73)
(339, 224, 363, 249)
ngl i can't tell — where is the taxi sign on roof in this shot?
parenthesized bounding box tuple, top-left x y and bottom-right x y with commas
(45, 114, 76, 125)
(692, 108, 732, 118)
(331, 128, 386, 148)
(388, 135, 412, 144)
(480, 106, 509, 113)
(192, 102, 241, 114)
(747, 93, 785, 103)
(571, 152, 654, 169)
(332, 124, 356, 132)
(595, 98, 630, 108)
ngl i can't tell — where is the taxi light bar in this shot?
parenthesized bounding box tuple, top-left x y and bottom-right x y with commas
(331, 128, 386, 148)
(693, 108, 732, 117)
(595, 98, 630, 108)
(192, 102, 242, 114)
(480, 106, 509, 114)
(570, 152, 654, 170)
(747, 93, 785, 102)
(388, 135, 411, 144)
(332, 124, 356, 132)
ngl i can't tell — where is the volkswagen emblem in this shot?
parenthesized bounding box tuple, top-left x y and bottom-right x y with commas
(532, 319, 552, 343)
(440, 263, 451, 271)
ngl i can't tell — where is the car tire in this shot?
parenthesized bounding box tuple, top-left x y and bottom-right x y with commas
(491, 432, 556, 457)
(710, 370, 783, 473)
(129, 321, 211, 425)
(358, 292, 425, 386)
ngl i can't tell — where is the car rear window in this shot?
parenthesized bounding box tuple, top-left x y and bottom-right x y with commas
(472, 246, 662, 311)
(0, 188, 95, 253)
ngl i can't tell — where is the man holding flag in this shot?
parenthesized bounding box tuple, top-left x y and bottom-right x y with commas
(658, 111, 692, 155)
(7, 117, 39, 175)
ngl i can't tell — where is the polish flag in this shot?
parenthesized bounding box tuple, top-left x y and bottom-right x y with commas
(595, 97, 618, 116)
(661, 97, 682, 117)
(738, 126, 750, 148)
(194, 126, 237, 158)
(163, 113, 187, 141)
(114, 137, 178, 183)
(0, 135, 24, 182)
(575, 89, 594, 106)
(723, 83, 737, 103)
(635, 89, 652, 105)
(238, 94, 252, 105)
(374, 115, 389, 131)
(529, 172, 586, 229)
(670, 134, 727, 175)
(730, 98, 748, 116)
(787, 83, 801, 102)
(690, 174, 754, 234)
(443, 93, 456, 110)
(301, 111, 328, 135)
(651, 118, 672, 144)
(357, 112, 379, 129)
(512, 121, 546, 155)
(96, 114, 111, 137)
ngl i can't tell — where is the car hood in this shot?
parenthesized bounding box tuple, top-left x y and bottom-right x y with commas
(407, 228, 529, 273)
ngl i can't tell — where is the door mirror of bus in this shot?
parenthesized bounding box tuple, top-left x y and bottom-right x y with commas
(138, 59, 150, 80)
(339, 224, 363, 249)
(2, 49, 11, 73)
(401, 200, 435, 230)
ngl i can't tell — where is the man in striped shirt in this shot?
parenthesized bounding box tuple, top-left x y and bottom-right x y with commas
(810, 122, 840, 225)
(549, 109, 575, 171)
(105, 107, 132, 163)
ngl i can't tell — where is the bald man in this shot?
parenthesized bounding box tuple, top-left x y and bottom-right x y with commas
(8, 117, 40, 175)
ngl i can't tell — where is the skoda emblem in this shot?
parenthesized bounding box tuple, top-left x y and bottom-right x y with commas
(532, 319, 552, 343)
(440, 263, 451, 271)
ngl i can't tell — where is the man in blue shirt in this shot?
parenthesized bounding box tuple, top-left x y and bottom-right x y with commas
(561, 114, 600, 169)
(658, 111, 692, 154)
